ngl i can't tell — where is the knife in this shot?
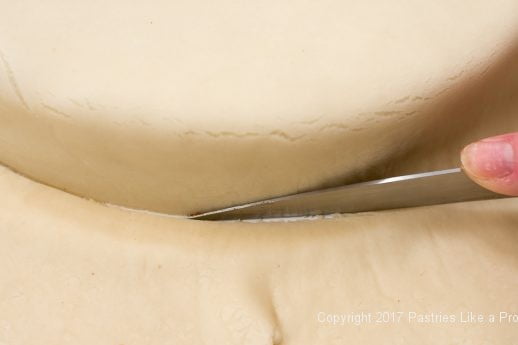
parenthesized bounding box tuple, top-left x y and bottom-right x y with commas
(189, 168, 510, 221)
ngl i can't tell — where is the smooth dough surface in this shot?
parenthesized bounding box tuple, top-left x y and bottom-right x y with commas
(1, 165, 518, 345)
(1, 1, 518, 344)
(1, 0, 518, 215)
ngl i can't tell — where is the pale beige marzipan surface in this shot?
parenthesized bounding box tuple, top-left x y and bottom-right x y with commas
(1, 165, 518, 344)
(1, 0, 518, 215)
(1, 1, 518, 344)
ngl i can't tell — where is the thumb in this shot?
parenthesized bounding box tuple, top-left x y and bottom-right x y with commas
(461, 132, 518, 196)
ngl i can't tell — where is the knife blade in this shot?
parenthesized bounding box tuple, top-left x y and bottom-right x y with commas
(189, 168, 510, 221)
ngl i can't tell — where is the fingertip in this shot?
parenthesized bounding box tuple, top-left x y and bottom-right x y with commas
(461, 133, 518, 196)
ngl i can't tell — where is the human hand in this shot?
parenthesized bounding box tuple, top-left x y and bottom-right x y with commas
(461, 133, 518, 196)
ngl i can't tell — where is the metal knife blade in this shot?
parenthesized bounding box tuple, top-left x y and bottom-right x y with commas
(189, 168, 510, 221)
